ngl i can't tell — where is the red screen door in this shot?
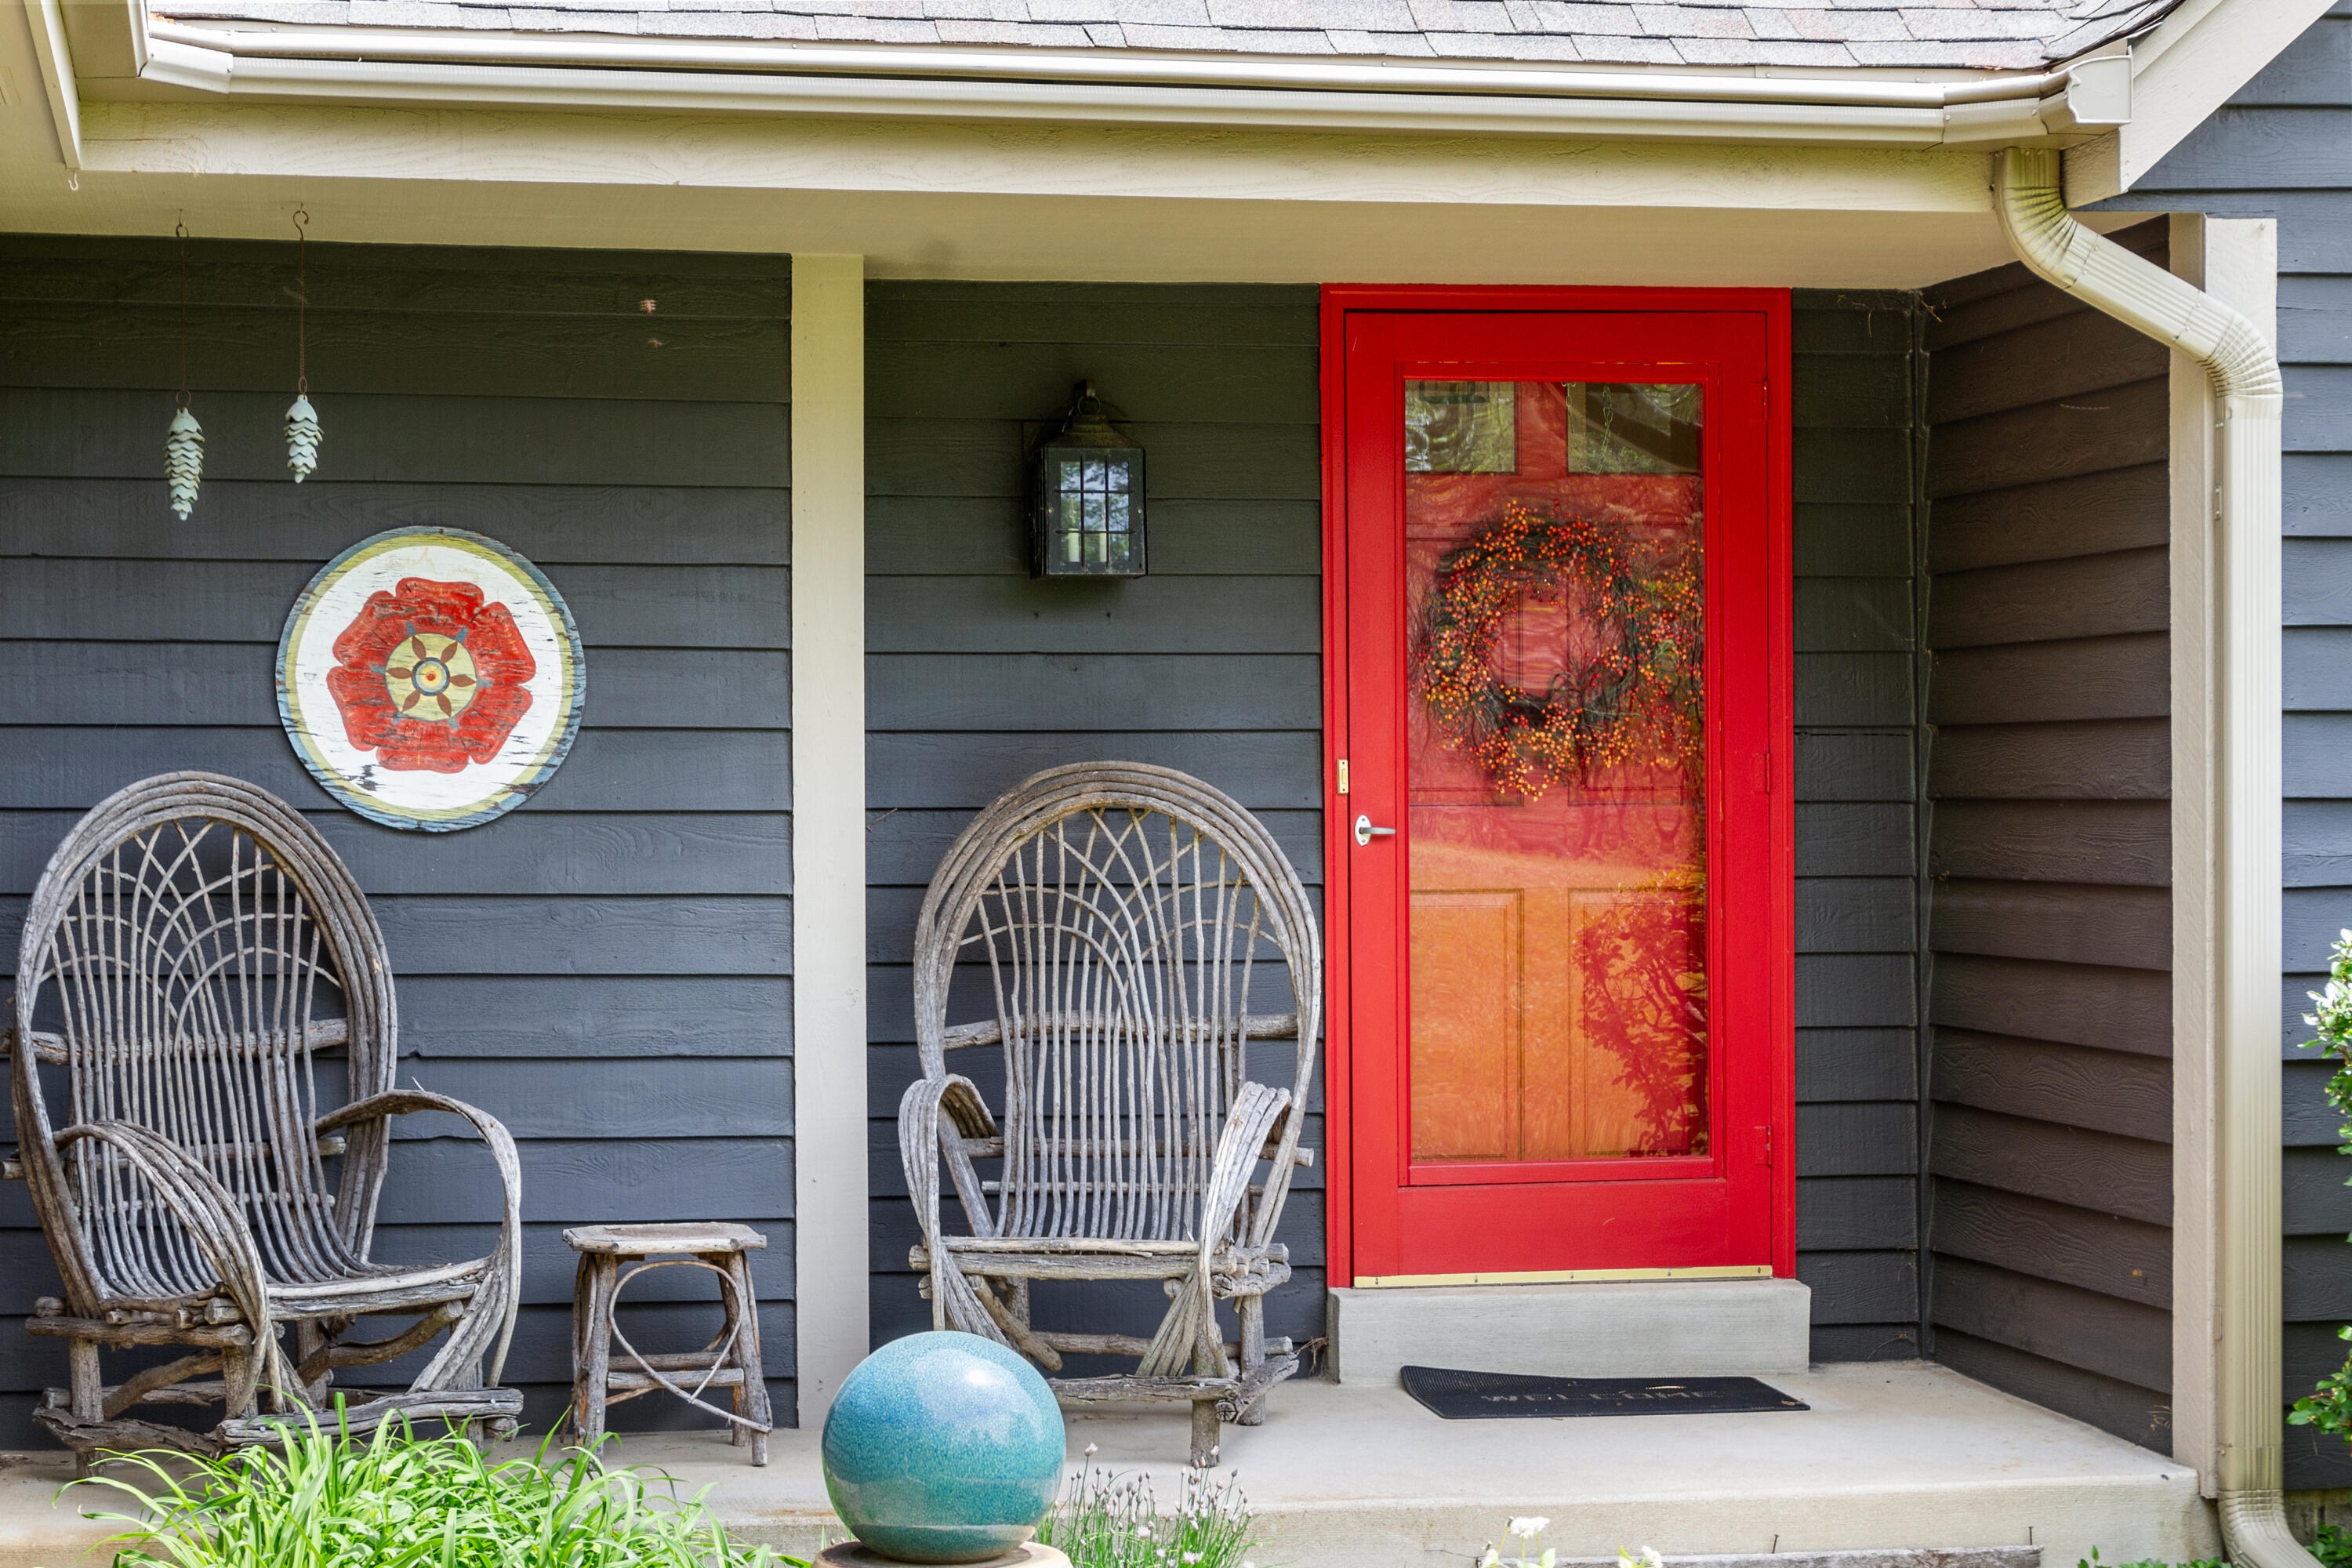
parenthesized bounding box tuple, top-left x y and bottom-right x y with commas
(1327, 293, 1794, 1285)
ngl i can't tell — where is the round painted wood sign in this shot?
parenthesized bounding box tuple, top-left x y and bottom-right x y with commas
(278, 528, 585, 831)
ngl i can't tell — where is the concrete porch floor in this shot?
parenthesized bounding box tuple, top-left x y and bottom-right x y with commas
(0, 1366, 2218, 1568)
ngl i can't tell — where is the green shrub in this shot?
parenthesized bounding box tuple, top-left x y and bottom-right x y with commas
(2294, 930, 2352, 1440)
(70, 1408, 804, 1568)
(1034, 1446, 1257, 1568)
(2314, 1521, 2352, 1568)
(2076, 1547, 2226, 1568)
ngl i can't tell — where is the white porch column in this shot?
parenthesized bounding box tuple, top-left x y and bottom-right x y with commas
(791, 253, 869, 1428)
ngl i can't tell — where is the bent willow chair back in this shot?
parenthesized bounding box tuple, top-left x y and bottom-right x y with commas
(6, 773, 523, 1464)
(902, 762, 1321, 1465)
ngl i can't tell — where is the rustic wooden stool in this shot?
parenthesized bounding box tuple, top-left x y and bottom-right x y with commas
(564, 1221, 772, 1465)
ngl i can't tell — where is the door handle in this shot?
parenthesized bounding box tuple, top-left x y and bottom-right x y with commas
(1354, 814, 1397, 848)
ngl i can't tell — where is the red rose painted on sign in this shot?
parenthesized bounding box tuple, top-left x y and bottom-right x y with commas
(325, 577, 536, 775)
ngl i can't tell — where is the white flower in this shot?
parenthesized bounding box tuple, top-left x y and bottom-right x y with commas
(1085, 1443, 1098, 1456)
(1481, 1551, 1501, 1568)
(1136, 1525, 1153, 1538)
(1185, 1555, 1203, 1564)
(1509, 1519, 1552, 1540)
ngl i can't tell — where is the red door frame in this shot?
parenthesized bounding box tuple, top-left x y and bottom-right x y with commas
(1318, 285, 1796, 1288)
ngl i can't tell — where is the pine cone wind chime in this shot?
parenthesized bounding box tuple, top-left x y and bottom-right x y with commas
(165, 406, 205, 521)
(285, 394, 321, 482)
(285, 208, 322, 482)
(165, 220, 203, 521)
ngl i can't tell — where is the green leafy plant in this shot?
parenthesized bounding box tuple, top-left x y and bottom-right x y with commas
(1035, 1444, 1257, 1568)
(68, 1406, 805, 1568)
(2293, 929, 2352, 1439)
(2076, 1548, 2227, 1568)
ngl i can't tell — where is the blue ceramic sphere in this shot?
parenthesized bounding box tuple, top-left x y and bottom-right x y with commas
(821, 1331, 1065, 1564)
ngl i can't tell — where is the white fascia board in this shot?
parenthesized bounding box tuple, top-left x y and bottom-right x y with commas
(18, 0, 79, 169)
(129, 19, 2121, 151)
(2074, 0, 2336, 201)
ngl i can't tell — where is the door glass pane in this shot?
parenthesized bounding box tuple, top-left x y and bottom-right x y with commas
(1405, 379, 1707, 1163)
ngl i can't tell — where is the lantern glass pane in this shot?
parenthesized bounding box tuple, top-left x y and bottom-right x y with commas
(1034, 416, 1145, 575)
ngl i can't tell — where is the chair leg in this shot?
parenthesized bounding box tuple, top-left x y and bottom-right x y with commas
(220, 1344, 261, 1423)
(67, 1339, 101, 1425)
(1236, 1296, 1269, 1427)
(1189, 1399, 1221, 1469)
(66, 1339, 101, 1476)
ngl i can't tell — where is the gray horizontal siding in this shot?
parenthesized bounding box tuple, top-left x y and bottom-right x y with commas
(0, 234, 794, 1441)
(2097, 0, 2352, 1488)
(1790, 289, 1931, 1360)
(860, 283, 1329, 1363)
(1919, 220, 2173, 1454)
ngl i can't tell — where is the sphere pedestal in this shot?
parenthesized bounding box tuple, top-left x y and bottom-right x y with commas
(815, 1544, 1070, 1568)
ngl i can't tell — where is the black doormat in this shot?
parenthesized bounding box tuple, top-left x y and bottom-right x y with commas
(1401, 1364, 1809, 1419)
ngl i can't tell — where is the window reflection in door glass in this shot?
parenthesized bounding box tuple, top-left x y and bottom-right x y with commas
(1406, 381, 1518, 474)
(1566, 383, 1701, 475)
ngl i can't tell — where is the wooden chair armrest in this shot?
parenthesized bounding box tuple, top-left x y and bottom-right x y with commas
(47, 1120, 301, 1391)
(318, 1088, 506, 1139)
(316, 1091, 524, 1386)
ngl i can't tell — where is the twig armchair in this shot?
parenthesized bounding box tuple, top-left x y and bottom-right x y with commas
(4, 772, 524, 1465)
(898, 762, 1321, 1467)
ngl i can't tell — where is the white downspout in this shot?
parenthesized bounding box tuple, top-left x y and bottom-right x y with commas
(1991, 145, 2302, 1568)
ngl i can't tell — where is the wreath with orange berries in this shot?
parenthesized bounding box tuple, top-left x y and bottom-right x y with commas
(1412, 501, 1704, 799)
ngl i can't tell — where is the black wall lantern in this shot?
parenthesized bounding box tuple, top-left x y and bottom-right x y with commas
(1032, 379, 1145, 578)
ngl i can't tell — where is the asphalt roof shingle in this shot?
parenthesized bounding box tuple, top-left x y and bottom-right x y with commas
(150, 0, 2182, 71)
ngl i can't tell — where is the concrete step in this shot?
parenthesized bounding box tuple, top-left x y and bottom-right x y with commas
(680, 1364, 2204, 1568)
(0, 1369, 2214, 1568)
(1328, 1277, 1814, 1384)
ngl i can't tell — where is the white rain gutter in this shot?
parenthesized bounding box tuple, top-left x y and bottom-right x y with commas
(1994, 144, 2301, 1568)
(135, 17, 2132, 147)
